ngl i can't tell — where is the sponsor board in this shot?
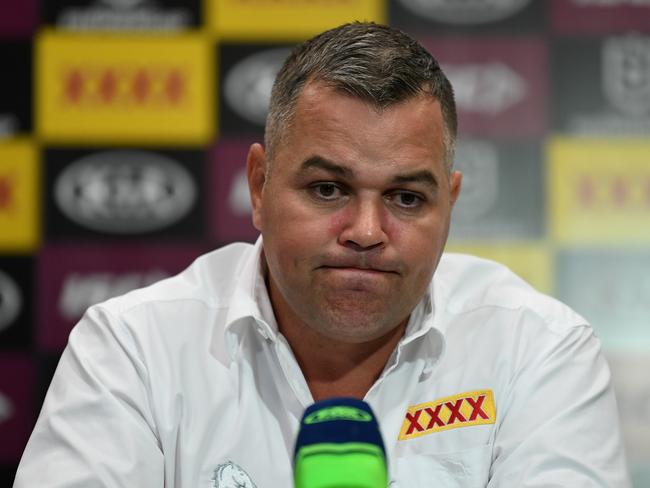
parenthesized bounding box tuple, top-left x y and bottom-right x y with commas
(42, 0, 200, 30)
(399, 390, 496, 440)
(36, 31, 213, 144)
(549, 138, 650, 244)
(0, 257, 33, 349)
(556, 250, 650, 350)
(390, 0, 542, 34)
(0, 139, 39, 251)
(551, 0, 650, 34)
(38, 244, 203, 351)
(0, 1, 36, 37)
(0, 42, 32, 138)
(208, 0, 384, 41)
(444, 244, 552, 294)
(45, 148, 204, 239)
(0, 354, 34, 463)
(420, 38, 547, 137)
(449, 138, 544, 240)
(210, 138, 259, 243)
(552, 35, 650, 135)
(219, 43, 292, 135)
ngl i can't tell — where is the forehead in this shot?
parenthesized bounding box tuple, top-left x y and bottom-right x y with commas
(278, 82, 447, 174)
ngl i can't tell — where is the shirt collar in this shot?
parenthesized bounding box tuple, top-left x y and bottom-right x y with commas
(222, 236, 278, 360)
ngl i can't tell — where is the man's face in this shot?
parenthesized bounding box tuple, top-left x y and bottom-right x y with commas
(247, 82, 461, 344)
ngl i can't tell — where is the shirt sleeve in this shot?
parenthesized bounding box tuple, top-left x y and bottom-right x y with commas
(14, 305, 164, 488)
(488, 323, 631, 487)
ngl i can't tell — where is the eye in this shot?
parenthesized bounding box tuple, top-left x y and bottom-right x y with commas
(388, 191, 424, 209)
(310, 183, 344, 201)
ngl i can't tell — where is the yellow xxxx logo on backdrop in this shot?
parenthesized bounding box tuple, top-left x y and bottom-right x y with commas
(36, 31, 214, 145)
(549, 138, 650, 244)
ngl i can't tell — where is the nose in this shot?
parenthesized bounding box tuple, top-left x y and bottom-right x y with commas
(338, 197, 387, 252)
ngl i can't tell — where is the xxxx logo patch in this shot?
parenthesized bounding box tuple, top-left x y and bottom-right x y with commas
(399, 390, 496, 440)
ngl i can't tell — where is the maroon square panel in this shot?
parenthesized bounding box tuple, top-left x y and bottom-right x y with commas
(421, 37, 548, 138)
(210, 138, 260, 245)
(0, 0, 37, 37)
(38, 244, 204, 352)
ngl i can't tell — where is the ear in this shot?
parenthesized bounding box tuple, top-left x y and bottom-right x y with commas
(246, 143, 267, 231)
(449, 170, 462, 206)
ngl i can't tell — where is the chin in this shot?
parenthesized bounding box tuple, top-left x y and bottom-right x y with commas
(310, 310, 405, 344)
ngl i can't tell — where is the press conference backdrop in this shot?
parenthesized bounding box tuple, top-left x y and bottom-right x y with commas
(0, 0, 648, 485)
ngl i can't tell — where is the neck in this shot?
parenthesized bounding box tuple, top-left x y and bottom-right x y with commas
(279, 314, 407, 402)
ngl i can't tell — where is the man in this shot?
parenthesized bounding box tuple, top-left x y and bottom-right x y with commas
(15, 23, 629, 487)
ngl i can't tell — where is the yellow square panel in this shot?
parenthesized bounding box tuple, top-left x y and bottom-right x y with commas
(445, 243, 552, 295)
(548, 138, 650, 245)
(0, 139, 39, 251)
(208, 0, 386, 41)
(36, 31, 214, 145)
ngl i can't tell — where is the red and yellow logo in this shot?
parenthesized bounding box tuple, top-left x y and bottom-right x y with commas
(399, 390, 496, 441)
(62, 66, 187, 107)
(0, 139, 39, 251)
(36, 31, 214, 144)
(549, 138, 650, 244)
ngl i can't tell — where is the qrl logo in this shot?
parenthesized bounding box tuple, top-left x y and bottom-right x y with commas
(62, 66, 186, 106)
(603, 35, 650, 117)
(399, 390, 496, 440)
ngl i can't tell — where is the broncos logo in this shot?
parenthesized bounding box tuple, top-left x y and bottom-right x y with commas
(211, 461, 257, 488)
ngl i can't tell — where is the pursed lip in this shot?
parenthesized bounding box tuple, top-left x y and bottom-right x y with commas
(317, 258, 400, 275)
(321, 266, 392, 274)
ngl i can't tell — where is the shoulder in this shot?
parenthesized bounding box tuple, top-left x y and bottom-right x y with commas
(435, 253, 588, 335)
(64, 242, 259, 368)
(100, 242, 254, 315)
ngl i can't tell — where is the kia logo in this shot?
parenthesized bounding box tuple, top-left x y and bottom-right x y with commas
(223, 48, 291, 126)
(0, 270, 22, 332)
(443, 62, 528, 114)
(398, 0, 531, 25)
(54, 150, 197, 234)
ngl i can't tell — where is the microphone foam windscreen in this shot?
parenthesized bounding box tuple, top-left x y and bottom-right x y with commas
(294, 398, 387, 488)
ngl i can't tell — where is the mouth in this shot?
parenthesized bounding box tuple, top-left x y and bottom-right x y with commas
(316, 255, 401, 276)
(318, 265, 398, 275)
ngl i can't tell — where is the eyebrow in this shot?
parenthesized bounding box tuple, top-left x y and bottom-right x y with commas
(298, 155, 439, 191)
(391, 170, 439, 191)
(299, 155, 354, 178)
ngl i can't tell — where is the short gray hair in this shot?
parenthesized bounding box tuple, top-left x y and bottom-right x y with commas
(264, 22, 457, 172)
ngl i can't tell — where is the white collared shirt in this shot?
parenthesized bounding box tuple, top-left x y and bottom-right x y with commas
(14, 238, 630, 487)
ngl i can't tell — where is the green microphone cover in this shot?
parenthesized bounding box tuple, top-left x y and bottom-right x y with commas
(293, 398, 388, 488)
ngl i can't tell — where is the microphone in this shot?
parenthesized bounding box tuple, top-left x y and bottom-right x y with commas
(293, 398, 388, 488)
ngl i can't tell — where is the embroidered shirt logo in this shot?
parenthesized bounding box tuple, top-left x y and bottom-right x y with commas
(211, 461, 257, 488)
(399, 389, 496, 440)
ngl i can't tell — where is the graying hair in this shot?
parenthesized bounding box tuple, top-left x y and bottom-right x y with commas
(264, 22, 457, 172)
